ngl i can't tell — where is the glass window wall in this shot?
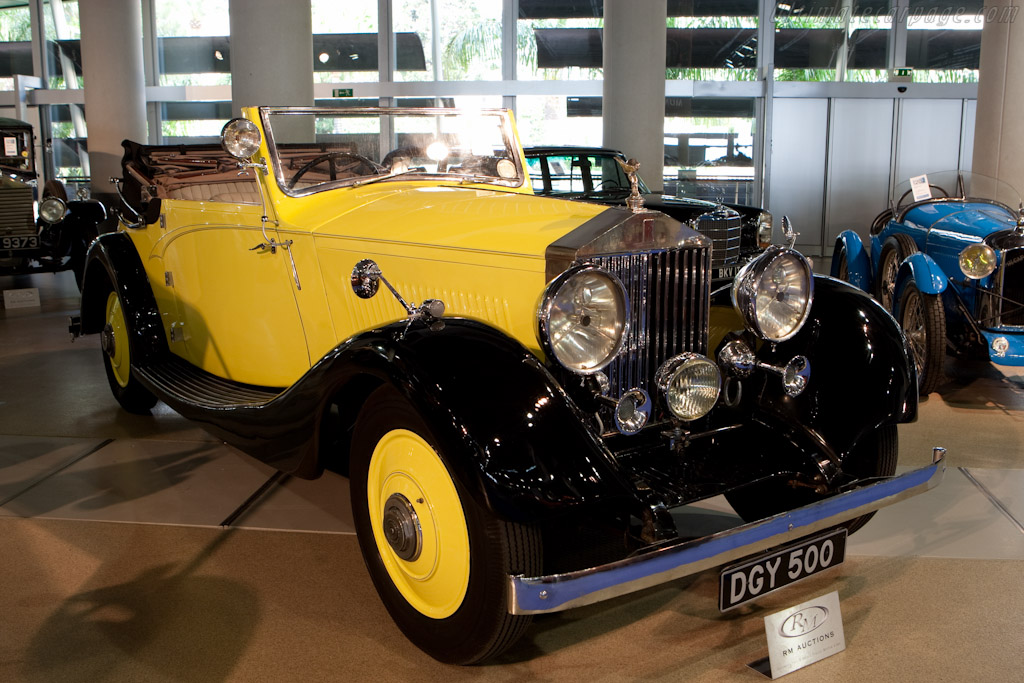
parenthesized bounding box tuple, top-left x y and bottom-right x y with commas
(312, 0, 379, 84)
(0, 5, 32, 92)
(517, 1, 603, 82)
(774, 1, 891, 82)
(666, 98, 757, 203)
(906, 1, 986, 83)
(393, 0, 503, 82)
(667, 1, 758, 81)
(154, 0, 230, 87)
(515, 96, 603, 147)
(44, 0, 86, 179)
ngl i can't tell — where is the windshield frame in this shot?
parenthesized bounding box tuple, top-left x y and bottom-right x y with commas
(526, 149, 651, 199)
(259, 106, 527, 198)
(893, 170, 1022, 222)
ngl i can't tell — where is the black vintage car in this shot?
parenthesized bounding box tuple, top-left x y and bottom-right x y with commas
(0, 117, 106, 288)
(525, 146, 772, 280)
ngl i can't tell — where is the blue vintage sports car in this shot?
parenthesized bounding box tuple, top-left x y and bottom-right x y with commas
(833, 170, 1024, 394)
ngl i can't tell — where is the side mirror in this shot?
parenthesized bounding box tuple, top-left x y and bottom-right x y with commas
(221, 118, 262, 159)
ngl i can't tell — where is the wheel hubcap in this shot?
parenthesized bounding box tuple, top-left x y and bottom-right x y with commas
(382, 493, 422, 562)
(100, 324, 116, 358)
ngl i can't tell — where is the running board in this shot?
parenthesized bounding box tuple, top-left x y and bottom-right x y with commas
(136, 355, 282, 409)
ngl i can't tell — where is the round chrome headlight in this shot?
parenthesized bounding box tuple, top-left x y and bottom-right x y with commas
(539, 265, 628, 374)
(959, 243, 997, 280)
(655, 353, 721, 421)
(38, 197, 67, 224)
(221, 118, 262, 159)
(732, 246, 814, 342)
(756, 211, 773, 248)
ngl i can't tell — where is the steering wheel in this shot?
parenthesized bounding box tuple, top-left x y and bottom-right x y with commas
(898, 184, 950, 207)
(593, 179, 626, 191)
(288, 152, 384, 188)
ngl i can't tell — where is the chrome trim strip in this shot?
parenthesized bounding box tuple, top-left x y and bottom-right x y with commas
(507, 449, 946, 615)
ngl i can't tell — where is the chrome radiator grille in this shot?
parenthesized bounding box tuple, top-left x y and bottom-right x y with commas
(592, 245, 712, 398)
(0, 185, 36, 235)
(696, 212, 741, 267)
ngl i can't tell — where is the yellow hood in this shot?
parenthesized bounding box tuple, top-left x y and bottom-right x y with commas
(275, 182, 610, 260)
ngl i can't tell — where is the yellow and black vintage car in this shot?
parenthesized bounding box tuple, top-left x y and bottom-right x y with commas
(72, 107, 944, 664)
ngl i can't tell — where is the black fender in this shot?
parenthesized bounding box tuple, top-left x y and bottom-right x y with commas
(50, 200, 106, 250)
(64, 199, 107, 233)
(79, 231, 167, 361)
(712, 275, 917, 475)
(162, 318, 636, 525)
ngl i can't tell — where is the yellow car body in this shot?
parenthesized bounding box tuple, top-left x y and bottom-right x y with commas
(128, 181, 603, 387)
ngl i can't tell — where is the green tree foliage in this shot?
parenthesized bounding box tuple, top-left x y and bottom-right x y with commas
(0, 7, 31, 42)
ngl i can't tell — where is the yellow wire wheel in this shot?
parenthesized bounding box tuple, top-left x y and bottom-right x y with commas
(366, 428, 470, 619)
(104, 291, 131, 388)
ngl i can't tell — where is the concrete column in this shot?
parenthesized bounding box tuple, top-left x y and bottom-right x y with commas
(973, 0, 1024, 192)
(602, 0, 667, 192)
(230, 0, 313, 114)
(79, 0, 147, 199)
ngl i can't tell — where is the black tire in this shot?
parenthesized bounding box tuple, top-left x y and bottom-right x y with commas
(834, 244, 849, 282)
(725, 425, 899, 536)
(100, 287, 157, 414)
(899, 280, 946, 396)
(875, 233, 917, 312)
(350, 386, 541, 664)
(70, 228, 98, 292)
(838, 425, 898, 534)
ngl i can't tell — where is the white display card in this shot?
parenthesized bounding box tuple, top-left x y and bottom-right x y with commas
(3, 136, 17, 156)
(763, 590, 846, 678)
(910, 174, 933, 202)
(3, 288, 41, 309)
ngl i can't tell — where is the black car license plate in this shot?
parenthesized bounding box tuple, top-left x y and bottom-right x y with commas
(1, 235, 38, 251)
(719, 528, 847, 611)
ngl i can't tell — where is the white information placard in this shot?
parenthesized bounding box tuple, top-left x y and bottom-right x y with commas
(763, 590, 846, 678)
(3, 288, 41, 309)
(3, 136, 17, 156)
(909, 174, 933, 202)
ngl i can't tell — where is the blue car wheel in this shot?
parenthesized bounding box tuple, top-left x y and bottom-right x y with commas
(876, 234, 917, 311)
(899, 281, 946, 395)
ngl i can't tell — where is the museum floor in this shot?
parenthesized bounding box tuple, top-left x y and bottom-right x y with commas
(1, 270, 1022, 683)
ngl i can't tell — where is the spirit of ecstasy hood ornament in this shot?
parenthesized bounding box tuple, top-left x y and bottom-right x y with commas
(616, 157, 645, 213)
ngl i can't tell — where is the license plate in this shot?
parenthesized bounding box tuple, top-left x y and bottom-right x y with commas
(1, 235, 38, 250)
(719, 528, 847, 611)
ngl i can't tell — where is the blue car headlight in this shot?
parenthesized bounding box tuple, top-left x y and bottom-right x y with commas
(959, 243, 997, 280)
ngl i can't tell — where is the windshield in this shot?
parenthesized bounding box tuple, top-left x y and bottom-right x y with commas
(894, 170, 1021, 214)
(526, 151, 650, 197)
(261, 107, 524, 195)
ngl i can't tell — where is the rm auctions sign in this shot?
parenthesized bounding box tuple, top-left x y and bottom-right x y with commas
(763, 591, 846, 678)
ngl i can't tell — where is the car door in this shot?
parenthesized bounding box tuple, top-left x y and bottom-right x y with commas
(158, 202, 310, 388)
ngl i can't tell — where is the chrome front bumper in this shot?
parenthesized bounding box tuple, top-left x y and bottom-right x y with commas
(507, 447, 946, 615)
